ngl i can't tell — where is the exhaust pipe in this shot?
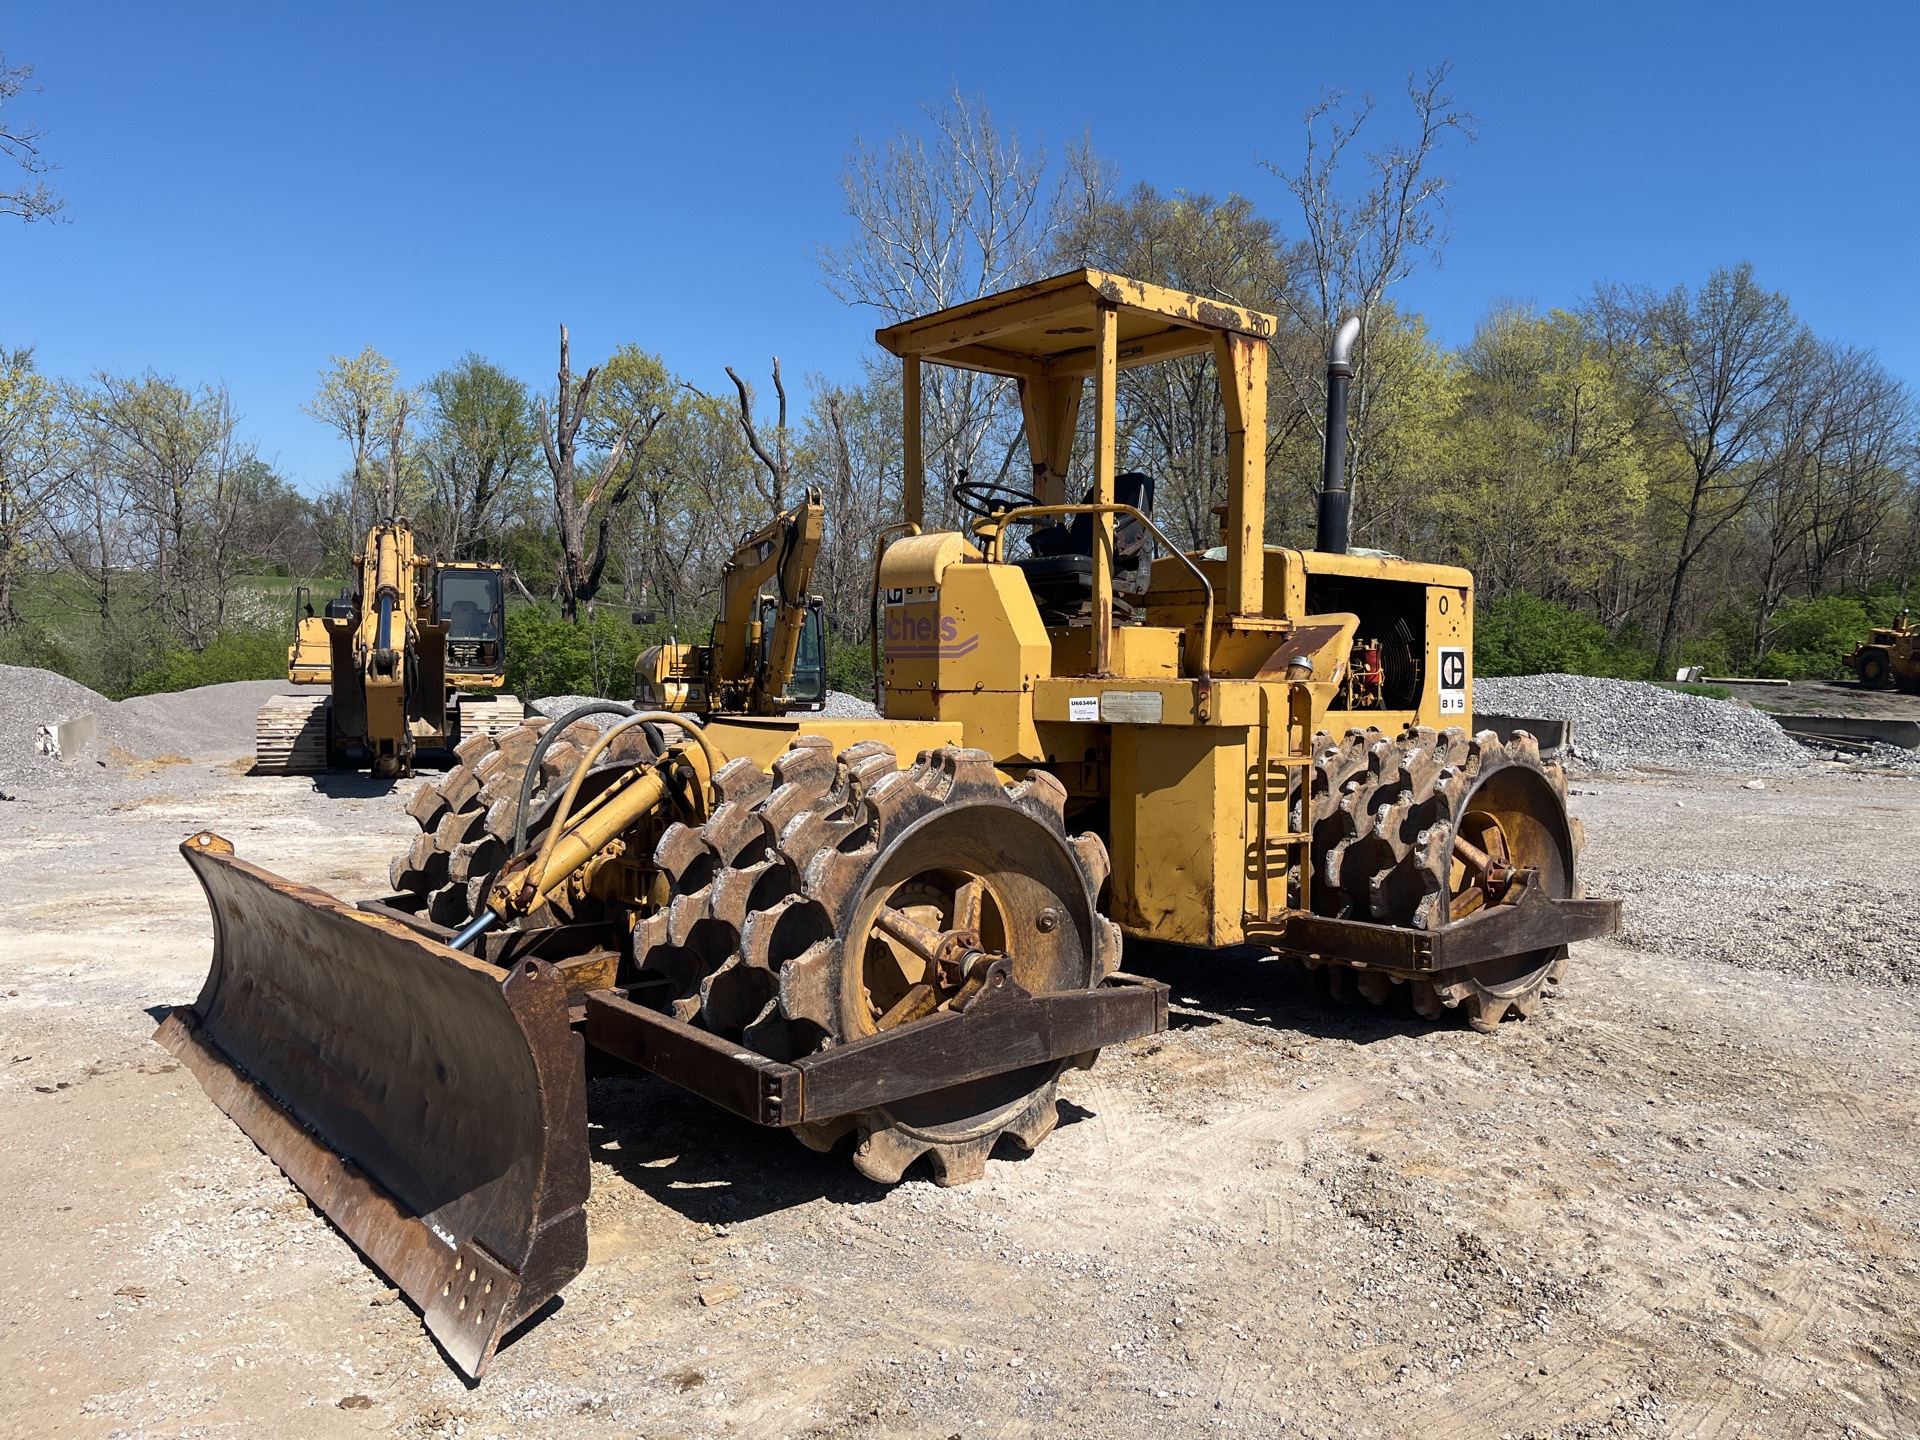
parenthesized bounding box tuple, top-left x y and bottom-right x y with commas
(1316, 316, 1362, 555)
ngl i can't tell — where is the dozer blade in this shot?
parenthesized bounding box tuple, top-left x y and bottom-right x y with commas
(155, 833, 589, 1378)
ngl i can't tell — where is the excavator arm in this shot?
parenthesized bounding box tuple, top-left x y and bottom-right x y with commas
(711, 488, 824, 714)
(635, 491, 825, 716)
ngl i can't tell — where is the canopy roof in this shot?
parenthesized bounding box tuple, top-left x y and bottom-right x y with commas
(875, 268, 1277, 380)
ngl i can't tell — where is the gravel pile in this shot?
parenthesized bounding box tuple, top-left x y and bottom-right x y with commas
(119, 679, 301, 758)
(1848, 740, 1920, 773)
(1, 664, 182, 791)
(1, 666, 303, 795)
(818, 689, 880, 719)
(1475, 673, 1813, 775)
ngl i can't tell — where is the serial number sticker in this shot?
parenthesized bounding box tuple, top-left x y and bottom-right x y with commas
(1067, 696, 1099, 723)
(1438, 646, 1468, 713)
(883, 585, 937, 607)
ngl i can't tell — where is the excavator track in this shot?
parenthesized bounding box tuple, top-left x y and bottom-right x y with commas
(254, 693, 330, 775)
(638, 739, 1119, 1184)
(1307, 723, 1584, 1031)
(456, 694, 528, 741)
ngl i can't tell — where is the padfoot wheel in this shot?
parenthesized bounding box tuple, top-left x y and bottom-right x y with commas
(636, 741, 1119, 1186)
(1308, 724, 1582, 1030)
(387, 716, 659, 925)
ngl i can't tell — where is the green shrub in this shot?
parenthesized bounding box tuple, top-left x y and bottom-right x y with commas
(506, 604, 670, 701)
(826, 627, 875, 699)
(119, 628, 289, 696)
(1757, 595, 1872, 680)
(1475, 592, 1611, 677)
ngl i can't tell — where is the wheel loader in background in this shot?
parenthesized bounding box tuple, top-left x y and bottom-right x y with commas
(159, 269, 1621, 1378)
(1846, 611, 1920, 691)
(254, 519, 524, 775)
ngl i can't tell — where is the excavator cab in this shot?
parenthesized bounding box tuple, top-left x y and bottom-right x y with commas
(436, 565, 505, 675)
(759, 595, 828, 709)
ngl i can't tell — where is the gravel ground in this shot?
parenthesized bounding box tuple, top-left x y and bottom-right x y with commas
(1477, 673, 1829, 775)
(5, 759, 1920, 1438)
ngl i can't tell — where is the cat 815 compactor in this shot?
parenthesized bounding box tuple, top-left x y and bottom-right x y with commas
(159, 270, 1620, 1377)
(254, 519, 524, 776)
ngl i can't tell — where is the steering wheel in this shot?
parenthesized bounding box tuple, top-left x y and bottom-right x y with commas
(952, 480, 1041, 520)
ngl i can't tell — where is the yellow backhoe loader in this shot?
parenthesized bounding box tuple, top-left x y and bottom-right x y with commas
(255, 520, 524, 776)
(161, 270, 1620, 1377)
(632, 490, 831, 716)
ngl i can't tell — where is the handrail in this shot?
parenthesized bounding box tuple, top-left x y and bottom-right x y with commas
(979, 503, 1214, 680)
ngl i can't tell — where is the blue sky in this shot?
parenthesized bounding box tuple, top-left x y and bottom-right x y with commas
(4, 3, 1916, 493)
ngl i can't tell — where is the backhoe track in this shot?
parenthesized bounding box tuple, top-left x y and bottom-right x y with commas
(253, 693, 330, 775)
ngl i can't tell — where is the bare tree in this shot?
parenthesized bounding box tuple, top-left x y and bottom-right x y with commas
(1594, 263, 1808, 676)
(725, 359, 791, 516)
(1263, 62, 1475, 512)
(818, 86, 1063, 521)
(0, 346, 76, 628)
(0, 54, 65, 223)
(538, 325, 662, 621)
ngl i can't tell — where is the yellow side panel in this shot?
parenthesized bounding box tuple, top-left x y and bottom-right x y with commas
(1110, 725, 1246, 948)
(288, 617, 332, 685)
(1420, 582, 1473, 725)
(702, 717, 964, 772)
(1049, 624, 1182, 679)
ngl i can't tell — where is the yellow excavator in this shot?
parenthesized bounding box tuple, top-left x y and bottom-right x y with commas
(163, 269, 1620, 1377)
(255, 520, 523, 776)
(632, 490, 830, 716)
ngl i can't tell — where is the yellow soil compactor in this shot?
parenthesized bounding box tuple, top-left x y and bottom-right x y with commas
(254, 520, 524, 776)
(161, 271, 1621, 1377)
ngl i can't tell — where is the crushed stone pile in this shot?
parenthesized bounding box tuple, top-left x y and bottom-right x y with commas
(818, 690, 880, 719)
(0, 665, 302, 793)
(1473, 673, 1813, 775)
(119, 680, 303, 758)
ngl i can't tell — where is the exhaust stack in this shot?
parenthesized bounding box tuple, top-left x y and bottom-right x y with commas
(1316, 316, 1362, 554)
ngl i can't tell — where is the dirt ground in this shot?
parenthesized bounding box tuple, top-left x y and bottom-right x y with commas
(4, 741, 1920, 1440)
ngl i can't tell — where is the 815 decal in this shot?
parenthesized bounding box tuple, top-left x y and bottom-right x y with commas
(1437, 646, 1467, 713)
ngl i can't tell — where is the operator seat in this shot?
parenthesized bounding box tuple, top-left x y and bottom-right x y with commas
(450, 600, 484, 637)
(1014, 472, 1156, 625)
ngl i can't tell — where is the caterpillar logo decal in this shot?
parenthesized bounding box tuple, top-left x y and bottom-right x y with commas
(883, 604, 979, 660)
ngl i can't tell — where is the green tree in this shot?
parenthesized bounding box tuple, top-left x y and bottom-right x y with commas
(1424, 306, 1648, 605)
(0, 346, 74, 629)
(1593, 263, 1810, 676)
(419, 355, 538, 561)
(304, 347, 421, 548)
